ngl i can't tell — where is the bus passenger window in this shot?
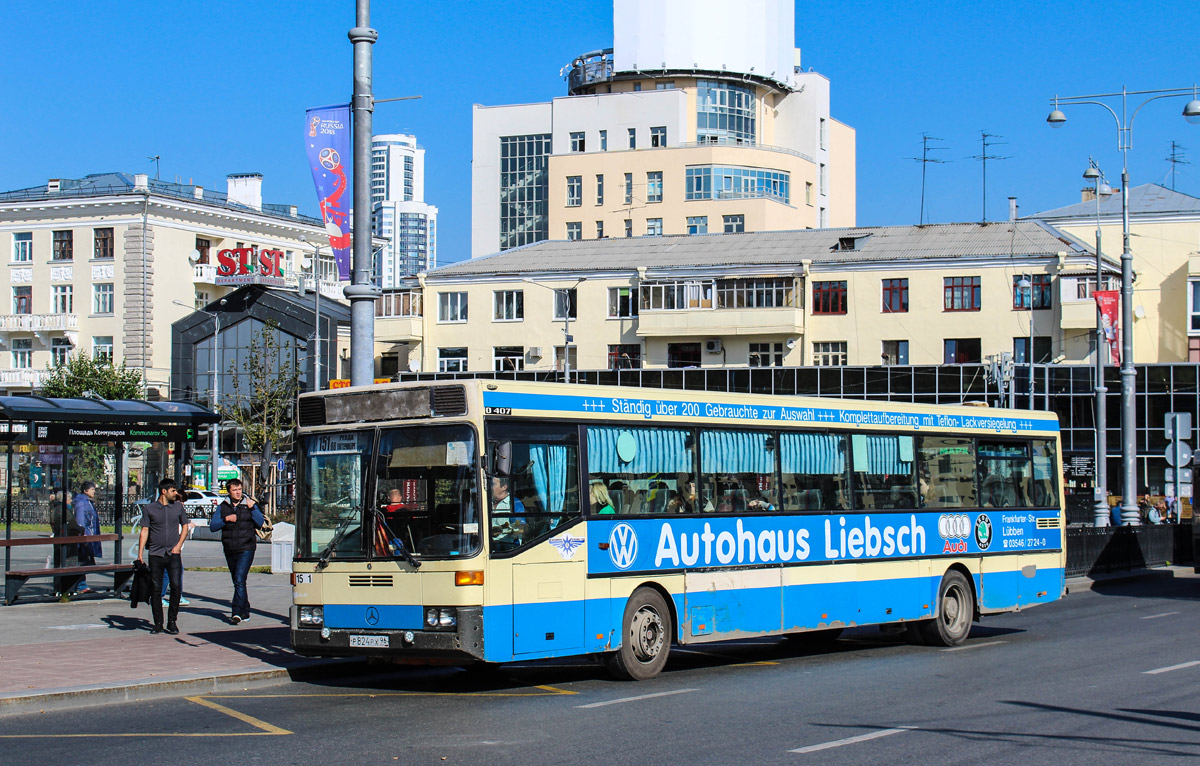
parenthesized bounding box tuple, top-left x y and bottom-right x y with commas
(978, 441, 1032, 508)
(700, 430, 778, 513)
(487, 423, 580, 551)
(1030, 440, 1059, 507)
(586, 426, 695, 515)
(917, 436, 976, 508)
(779, 432, 848, 512)
(851, 434, 917, 510)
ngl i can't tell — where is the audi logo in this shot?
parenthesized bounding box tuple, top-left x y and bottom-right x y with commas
(938, 514, 971, 540)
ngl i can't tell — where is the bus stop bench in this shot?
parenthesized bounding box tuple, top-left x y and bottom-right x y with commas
(1, 534, 128, 605)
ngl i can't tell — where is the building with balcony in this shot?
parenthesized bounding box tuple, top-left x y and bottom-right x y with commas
(371, 133, 438, 286)
(471, 0, 855, 259)
(1027, 183, 1200, 363)
(415, 220, 1115, 374)
(0, 171, 346, 396)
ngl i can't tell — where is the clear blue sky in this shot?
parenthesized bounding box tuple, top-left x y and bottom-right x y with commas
(3, 1, 1199, 265)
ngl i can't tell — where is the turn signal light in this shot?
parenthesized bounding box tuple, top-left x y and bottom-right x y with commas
(455, 571, 484, 586)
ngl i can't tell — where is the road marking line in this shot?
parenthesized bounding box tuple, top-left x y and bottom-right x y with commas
(732, 661, 779, 667)
(575, 688, 699, 709)
(789, 726, 917, 753)
(209, 688, 573, 699)
(186, 696, 292, 735)
(0, 733, 280, 739)
(1143, 660, 1200, 675)
(941, 640, 1006, 652)
(1140, 611, 1180, 620)
(534, 685, 577, 695)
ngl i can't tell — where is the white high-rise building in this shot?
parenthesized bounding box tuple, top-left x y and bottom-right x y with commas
(371, 133, 438, 285)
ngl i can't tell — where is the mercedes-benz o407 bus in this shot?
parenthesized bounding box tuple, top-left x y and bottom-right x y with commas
(290, 380, 1065, 680)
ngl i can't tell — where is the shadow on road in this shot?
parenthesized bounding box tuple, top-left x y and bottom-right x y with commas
(1086, 571, 1199, 602)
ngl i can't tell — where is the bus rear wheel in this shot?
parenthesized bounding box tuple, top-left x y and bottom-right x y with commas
(606, 587, 672, 681)
(918, 570, 974, 647)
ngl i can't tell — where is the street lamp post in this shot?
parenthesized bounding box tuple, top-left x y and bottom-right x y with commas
(1047, 85, 1200, 525)
(1084, 160, 1114, 526)
(523, 277, 587, 383)
(299, 236, 323, 391)
(1017, 276, 1034, 409)
(174, 298, 225, 489)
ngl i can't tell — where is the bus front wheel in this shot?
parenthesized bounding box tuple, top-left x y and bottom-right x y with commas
(917, 570, 974, 647)
(606, 587, 672, 681)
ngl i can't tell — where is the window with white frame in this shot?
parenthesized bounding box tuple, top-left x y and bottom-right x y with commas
(687, 216, 708, 234)
(596, 220, 605, 238)
(819, 118, 827, 150)
(493, 290, 524, 321)
(12, 232, 32, 262)
(570, 131, 585, 152)
(554, 288, 577, 320)
(1190, 281, 1200, 334)
(93, 283, 114, 314)
(566, 222, 582, 241)
(627, 127, 636, 149)
(566, 175, 582, 207)
(640, 280, 715, 311)
(92, 336, 113, 362)
(11, 338, 32, 369)
(650, 126, 666, 147)
(723, 214, 745, 233)
(624, 173, 633, 204)
(624, 219, 632, 238)
(813, 341, 848, 366)
(52, 285, 73, 314)
(599, 130, 607, 151)
(646, 171, 663, 203)
(646, 218, 663, 236)
(1074, 275, 1119, 300)
(748, 342, 784, 367)
(438, 347, 468, 372)
(554, 345, 577, 372)
(51, 337, 72, 366)
(882, 340, 909, 365)
(608, 286, 639, 318)
(716, 278, 796, 308)
(819, 163, 828, 196)
(438, 292, 468, 322)
(195, 290, 211, 309)
(493, 346, 525, 371)
(596, 174, 604, 205)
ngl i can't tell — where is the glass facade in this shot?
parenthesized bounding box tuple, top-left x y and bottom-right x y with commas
(194, 318, 304, 411)
(499, 134, 552, 252)
(696, 80, 756, 144)
(686, 166, 788, 204)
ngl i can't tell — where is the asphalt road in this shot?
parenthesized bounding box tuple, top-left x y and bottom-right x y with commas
(2, 573, 1197, 765)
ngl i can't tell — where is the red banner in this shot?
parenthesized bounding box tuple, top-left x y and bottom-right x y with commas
(1094, 290, 1120, 364)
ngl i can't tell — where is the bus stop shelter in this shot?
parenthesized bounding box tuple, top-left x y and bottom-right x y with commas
(0, 397, 217, 598)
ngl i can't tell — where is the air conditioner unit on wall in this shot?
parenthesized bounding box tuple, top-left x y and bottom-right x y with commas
(705, 339, 722, 354)
(527, 347, 543, 359)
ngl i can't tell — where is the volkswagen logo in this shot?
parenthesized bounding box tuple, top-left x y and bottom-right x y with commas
(608, 523, 638, 570)
(365, 607, 380, 626)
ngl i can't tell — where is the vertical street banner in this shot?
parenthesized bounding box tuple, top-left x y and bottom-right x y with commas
(1094, 290, 1120, 364)
(305, 104, 352, 281)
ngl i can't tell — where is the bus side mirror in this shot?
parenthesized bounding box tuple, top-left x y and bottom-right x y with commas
(490, 441, 512, 477)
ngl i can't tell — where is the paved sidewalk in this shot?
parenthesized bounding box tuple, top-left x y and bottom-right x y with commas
(0, 569, 353, 715)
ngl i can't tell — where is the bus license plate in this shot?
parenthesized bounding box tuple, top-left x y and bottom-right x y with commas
(349, 634, 389, 648)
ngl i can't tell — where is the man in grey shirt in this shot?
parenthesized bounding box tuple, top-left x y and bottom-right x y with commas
(137, 478, 189, 634)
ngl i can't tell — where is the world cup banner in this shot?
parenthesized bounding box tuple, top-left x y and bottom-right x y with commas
(1094, 290, 1120, 364)
(305, 104, 352, 281)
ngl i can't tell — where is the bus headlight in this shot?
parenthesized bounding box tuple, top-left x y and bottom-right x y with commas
(299, 606, 324, 626)
(424, 607, 457, 630)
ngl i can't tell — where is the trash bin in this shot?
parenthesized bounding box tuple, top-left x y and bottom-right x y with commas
(271, 522, 295, 574)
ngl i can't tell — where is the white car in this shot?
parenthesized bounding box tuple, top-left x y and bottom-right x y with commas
(184, 490, 222, 523)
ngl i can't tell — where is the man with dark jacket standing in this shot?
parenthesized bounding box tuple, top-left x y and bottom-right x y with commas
(136, 478, 189, 634)
(209, 478, 264, 624)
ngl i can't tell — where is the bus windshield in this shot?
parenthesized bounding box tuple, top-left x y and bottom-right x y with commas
(297, 425, 481, 560)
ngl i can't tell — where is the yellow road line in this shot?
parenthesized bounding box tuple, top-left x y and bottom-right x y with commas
(206, 687, 573, 699)
(186, 696, 293, 735)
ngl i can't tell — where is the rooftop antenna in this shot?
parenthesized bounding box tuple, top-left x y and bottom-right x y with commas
(147, 155, 161, 180)
(908, 133, 948, 224)
(1165, 141, 1189, 190)
(966, 131, 1010, 222)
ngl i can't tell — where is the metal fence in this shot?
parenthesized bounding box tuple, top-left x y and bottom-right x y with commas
(4, 501, 129, 527)
(1064, 524, 1192, 577)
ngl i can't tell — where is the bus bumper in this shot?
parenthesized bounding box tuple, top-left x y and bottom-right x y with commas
(290, 605, 485, 662)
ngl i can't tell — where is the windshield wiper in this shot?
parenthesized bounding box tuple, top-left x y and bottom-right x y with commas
(369, 507, 421, 569)
(316, 513, 358, 570)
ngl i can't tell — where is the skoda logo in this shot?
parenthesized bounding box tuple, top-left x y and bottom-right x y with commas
(975, 514, 993, 551)
(608, 523, 639, 570)
(365, 607, 380, 626)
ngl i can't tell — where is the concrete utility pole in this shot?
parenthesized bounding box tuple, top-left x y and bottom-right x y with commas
(345, 0, 381, 386)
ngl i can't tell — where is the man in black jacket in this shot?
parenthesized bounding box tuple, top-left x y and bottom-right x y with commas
(209, 479, 264, 624)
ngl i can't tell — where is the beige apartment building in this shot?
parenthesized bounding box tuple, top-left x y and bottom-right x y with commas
(1029, 183, 1200, 363)
(386, 221, 1117, 375)
(0, 172, 344, 397)
(471, 0, 854, 259)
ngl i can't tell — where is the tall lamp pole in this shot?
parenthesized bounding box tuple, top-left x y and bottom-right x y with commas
(524, 277, 587, 383)
(175, 298, 225, 489)
(1047, 86, 1200, 525)
(1084, 160, 1114, 526)
(299, 236, 323, 391)
(1016, 276, 1034, 409)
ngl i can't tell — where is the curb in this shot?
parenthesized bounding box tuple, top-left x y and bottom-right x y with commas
(0, 658, 368, 717)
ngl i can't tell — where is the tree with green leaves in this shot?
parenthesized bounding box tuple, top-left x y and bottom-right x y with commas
(40, 352, 144, 400)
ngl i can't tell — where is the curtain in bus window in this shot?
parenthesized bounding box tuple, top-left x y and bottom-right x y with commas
(852, 434, 917, 510)
(1030, 439, 1059, 507)
(700, 430, 777, 513)
(529, 443, 568, 515)
(779, 432, 848, 512)
(917, 436, 976, 508)
(586, 426, 694, 515)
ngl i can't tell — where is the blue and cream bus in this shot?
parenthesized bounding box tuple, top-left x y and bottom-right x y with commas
(290, 380, 1065, 680)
